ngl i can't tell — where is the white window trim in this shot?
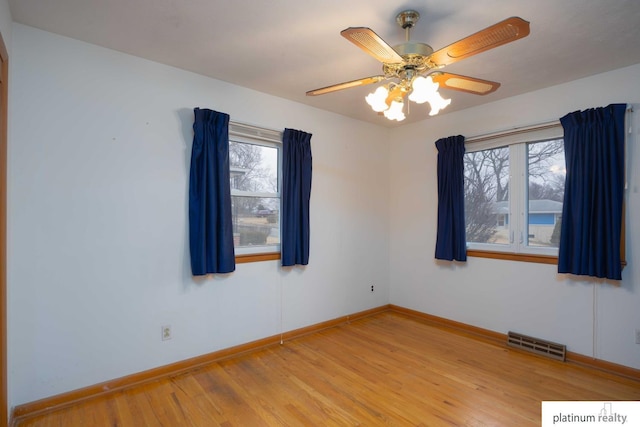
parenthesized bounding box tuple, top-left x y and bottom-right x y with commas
(229, 121, 282, 256)
(465, 122, 564, 256)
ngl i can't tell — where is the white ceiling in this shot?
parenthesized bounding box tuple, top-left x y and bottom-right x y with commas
(8, 0, 640, 127)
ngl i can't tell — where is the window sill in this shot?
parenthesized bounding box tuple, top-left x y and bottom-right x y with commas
(466, 250, 627, 268)
(236, 252, 281, 264)
(466, 250, 557, 265)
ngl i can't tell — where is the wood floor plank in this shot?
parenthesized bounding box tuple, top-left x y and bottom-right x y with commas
(13, 312, 640, 426)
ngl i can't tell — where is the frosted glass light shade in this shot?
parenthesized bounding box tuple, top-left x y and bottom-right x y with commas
(365, 86, 390, 112)
(427, 92, 452, 116)
(383, 100, 405, 121)
(408, 76, 439, 104)
(409, 75, 451, 116)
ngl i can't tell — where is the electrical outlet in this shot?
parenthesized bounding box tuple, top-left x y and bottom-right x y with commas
(371, 285, 375, 292)
(636, 329, 640, 345)
(162, 325, 172, 341)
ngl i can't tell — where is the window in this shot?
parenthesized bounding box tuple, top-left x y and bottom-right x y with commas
(463, 124, 565, 259)
(526, 139, 565, 249)
(228, 123, 282, 259)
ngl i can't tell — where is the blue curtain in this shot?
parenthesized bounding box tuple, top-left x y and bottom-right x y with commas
(558, 104, 626, 280)
(281, 128, 313, 266)
(435, 135, 467, 261)
(189, 108, 235, 275)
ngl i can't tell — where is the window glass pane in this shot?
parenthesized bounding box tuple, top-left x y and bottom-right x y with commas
(229, 141, 278, 193)
(231, 196, 280, 248)
(527, 139, 565, 248)
(464, 146, 510, 244)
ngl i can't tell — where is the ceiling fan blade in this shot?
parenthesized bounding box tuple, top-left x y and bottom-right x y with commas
(428, 17, 530, 67)
(306, 76, 386, 96)
(341, 27, 404, 64)
(430, 72, 500, 95)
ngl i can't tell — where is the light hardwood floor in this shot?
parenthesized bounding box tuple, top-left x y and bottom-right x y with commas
(13, 311, 640, 426)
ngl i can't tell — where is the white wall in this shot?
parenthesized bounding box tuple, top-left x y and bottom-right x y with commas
(390, 63, 640, 370)
(1, 1, 11, 424)
(7, 24, 391, 407)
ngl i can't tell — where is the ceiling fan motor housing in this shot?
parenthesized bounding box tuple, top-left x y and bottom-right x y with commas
(384, 42, 436, 78)
(388, 10, 436, 78)
(393, 42, 434, 58)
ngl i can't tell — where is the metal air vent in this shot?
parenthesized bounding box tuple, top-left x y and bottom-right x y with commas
(507, 331, 566, 361)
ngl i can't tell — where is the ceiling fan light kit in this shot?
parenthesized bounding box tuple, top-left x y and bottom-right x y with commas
(307, 10, 530, 122)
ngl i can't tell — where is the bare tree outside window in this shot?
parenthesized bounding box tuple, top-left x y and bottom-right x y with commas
(229, 140, 280, 249)
(463, 138, 565, 249)
(527, 139, 565, 247)
(527, 139, 565, 203)
(230, 142, 278, 193)
(464, 146, 509, 244)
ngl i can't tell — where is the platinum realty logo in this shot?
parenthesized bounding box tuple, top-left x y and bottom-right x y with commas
(542, 401, 639, 426)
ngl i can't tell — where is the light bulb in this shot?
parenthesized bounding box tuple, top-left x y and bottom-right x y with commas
(365, 86, 390, 112)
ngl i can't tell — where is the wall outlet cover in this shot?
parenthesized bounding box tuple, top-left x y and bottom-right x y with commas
(162, 325, 172, 341)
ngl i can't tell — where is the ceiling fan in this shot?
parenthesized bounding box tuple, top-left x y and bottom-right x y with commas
(306, 10, 530, 121)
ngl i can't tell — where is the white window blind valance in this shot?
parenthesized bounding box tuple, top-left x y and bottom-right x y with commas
(230, 121, 282, 144)
(465, 121, 563, 152)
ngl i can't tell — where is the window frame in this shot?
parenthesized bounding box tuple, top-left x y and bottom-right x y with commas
(228, 122, 282, 263)
(464, 122, 565, 263)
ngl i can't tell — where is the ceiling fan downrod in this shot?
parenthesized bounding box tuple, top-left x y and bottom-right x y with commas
(396, 10, 420, 42)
